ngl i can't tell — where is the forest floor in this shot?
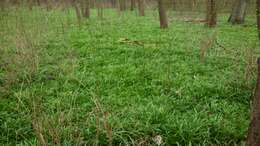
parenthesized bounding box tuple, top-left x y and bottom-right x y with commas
(0, 8, 260, 145)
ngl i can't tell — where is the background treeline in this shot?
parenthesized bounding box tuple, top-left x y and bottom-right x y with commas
(1, 0, 258, 30)
(0, 0, 256, 13)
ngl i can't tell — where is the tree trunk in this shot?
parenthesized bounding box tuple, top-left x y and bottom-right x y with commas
(36, 0, 41, 6)
(72, 0, 82, 24)
(130, 0, 135, 11)
(137, 0, 145, 16)
(206, 0, 217, 27)
(246, 58, 260, 146)
(119, 0, 126, 11)
(97, 0, 103, 18)
(0, 0, 5, 11)
(111, 0, 116, 8)
(257, 0, 260, 41)
(172, 0, 177, 10)
(158, 0, 168, 29)
(228, 0, 248, 24)
(84, 0, 91, 18)
(27, 0, 33, 10)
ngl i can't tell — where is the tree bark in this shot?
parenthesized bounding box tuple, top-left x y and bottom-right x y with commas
(172, 0, 177, 10)
(111, 0, 116, 8)
(228, 0, 249, 24)
(119, 0, 126, 11)
(257, 0, 260, 41)
(39, 0, 51, 10)
(158, 0, 168, 29)
(0, 0, 5, 11)
(84, 0, 91, 18)
(137, 0, 145, 16)
(97, 0, 103, 18)
(72, 0, 82, 24)
(206, 0, 217, 27)
(130, 0, 135, 11)
(246, 58, 260, 146)
(27, 0, 33, 10)
(36, 0, 41, 6)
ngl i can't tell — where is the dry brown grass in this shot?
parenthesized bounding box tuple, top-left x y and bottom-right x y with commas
(91, 93, 113, 146)
(244, 48, 256, 88)
(200, 31, 217, 63)
(0, 23, 40, 96)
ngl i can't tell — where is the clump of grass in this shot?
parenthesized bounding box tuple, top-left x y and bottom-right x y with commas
(0, 17, 40, 96)
(244, 48, 257, 88)
(199, 30, 217, 63)
(91, 93, 113, 146)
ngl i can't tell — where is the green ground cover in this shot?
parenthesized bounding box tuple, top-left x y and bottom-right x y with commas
(0, 8, 260, 145)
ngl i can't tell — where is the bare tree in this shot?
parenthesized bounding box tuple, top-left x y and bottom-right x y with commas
(0, 0, 5, 11)
(246, 58, 260, 146)
(228, 0, 249, 24)
(83, 0, 91, 18)
(110, 0, 115, 7)
(119, 0, 126, 11)
(97, 0, 103, 18)
(172, 0, 177, 10)
(36, 0, 41, 6)
(43, 0, 51, 10)
(206, 0, 217, 27)
(72, 0, 82, 23)
(158, 0, 168, 29)
(27, 0, 33, 10)
(130, 0, 135, 11)
(137, 0, 145, 16)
